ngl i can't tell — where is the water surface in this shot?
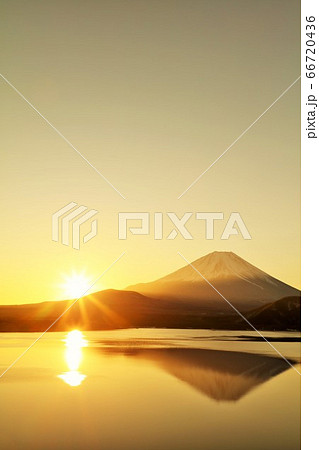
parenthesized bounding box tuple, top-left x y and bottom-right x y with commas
(0, 329, 301, 450)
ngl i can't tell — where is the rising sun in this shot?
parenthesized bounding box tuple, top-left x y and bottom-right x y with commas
(61, 272, 91, 299)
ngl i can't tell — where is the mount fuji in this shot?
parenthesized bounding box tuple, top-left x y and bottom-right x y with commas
(127, 252, 300, 312)
(0, 251, 300, 331)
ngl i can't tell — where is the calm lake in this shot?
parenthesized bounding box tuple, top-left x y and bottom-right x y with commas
(0, 329, 301, 450)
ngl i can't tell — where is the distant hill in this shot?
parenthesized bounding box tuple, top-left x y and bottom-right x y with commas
(0, 291, 300, 332)
(245, 296, 301, 330)
(127, 252, 300, 312)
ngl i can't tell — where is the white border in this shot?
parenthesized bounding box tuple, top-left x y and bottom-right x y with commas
(301, 0, 319, 448)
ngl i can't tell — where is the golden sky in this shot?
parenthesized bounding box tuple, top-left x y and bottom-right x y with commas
(1, 0, 300, 304)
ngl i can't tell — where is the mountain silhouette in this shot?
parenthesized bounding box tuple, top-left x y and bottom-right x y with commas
(0, 293, 300, 332)
(0, 252, 300, 332)
(128, 252, 300, 312)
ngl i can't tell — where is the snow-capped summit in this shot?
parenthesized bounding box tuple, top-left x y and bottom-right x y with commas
(160, 252, 273, 283)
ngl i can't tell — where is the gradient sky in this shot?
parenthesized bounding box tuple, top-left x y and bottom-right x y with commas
(1, 0, 300, 304)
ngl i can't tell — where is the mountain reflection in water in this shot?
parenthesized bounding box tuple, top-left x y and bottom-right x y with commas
(98, 346, 295, 402)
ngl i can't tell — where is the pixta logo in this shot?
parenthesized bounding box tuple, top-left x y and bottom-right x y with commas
(52, 202, 98, 250)
(118, 212, 251, 240)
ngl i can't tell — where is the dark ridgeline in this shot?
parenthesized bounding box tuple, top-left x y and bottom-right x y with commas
(0, 290, 301, 332)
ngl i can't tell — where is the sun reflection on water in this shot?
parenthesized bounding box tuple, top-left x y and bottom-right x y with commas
(58, 330, 87, 387)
